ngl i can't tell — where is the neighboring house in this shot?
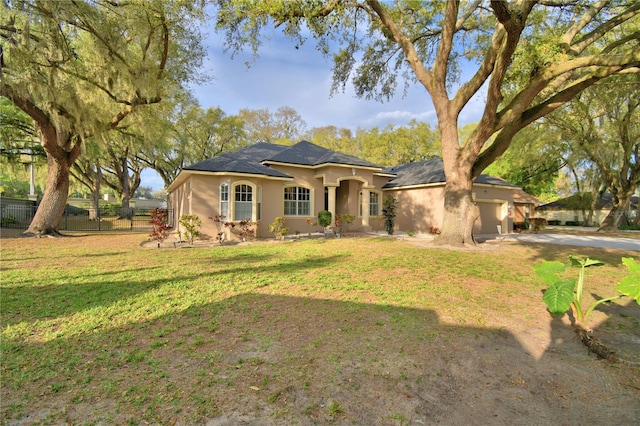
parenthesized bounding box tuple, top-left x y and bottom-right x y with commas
(536, 193, 639, 225)
(66, 194, 165, 209)
(167, 141, 535, 240)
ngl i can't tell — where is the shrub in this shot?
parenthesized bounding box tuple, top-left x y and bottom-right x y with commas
(210, 214, 231, 244)
(335, 213, 355, 235)
(565, 220, 582, 226)
(530, 217, 547, 231)
(429, 226, 441, 235)
(99, 203, 120, 216)
(318, 210, 332, 228)
(149, 209, 171, 246)
(179, 214, 202, 244)
(233, 219, 257, 241)
(547, 220, 561, 226)
(1, 215, 18, 227)
(305, 217, 318, 235)
(268, 216, 288, 240)
(382, 196, 397, 235)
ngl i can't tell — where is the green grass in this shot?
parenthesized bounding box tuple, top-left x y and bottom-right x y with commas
(0, 232, 635, 424)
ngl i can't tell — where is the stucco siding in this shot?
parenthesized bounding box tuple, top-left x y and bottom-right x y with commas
(474, 201, 501, 234)
(386, 186, 445, 233)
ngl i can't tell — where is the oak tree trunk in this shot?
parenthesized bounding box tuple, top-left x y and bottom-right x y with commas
(89, 167, 102, 221)
(433, 119, 478, 246)
(25, 155, 72, 236)
(436, 176, 477, 246)
(598, 194, 631, 231)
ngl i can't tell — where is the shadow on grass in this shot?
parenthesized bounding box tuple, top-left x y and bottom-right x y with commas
(0, 253, 343, 327)
(2, 292, 639, 425)
(501, 241, 633, 265)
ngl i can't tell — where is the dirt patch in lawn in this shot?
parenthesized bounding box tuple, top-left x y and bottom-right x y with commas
(1, 231, 639, 425)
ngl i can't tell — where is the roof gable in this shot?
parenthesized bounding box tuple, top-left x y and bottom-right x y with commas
(183, 142, 291, 178)
(265, 140, 382, 168)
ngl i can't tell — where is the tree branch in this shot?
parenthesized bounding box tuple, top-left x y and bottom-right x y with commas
(366, 0, 436, 93)
(561, 0, 607, 48)
(570, 2, 640, 55)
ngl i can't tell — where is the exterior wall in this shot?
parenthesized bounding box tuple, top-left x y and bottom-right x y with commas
(513, 203, 538, 224)
(167, 166, 376, 240)
(385, 186, 445, 234)
(472, 185, 514, 234)
(169, 177, 192, 236)
(274, 164, 378, 233)
(167, 162, 526, 239)
(385, 184, 515, 235)
(171, 174, 288, 240)
(475, 200, 502, 234)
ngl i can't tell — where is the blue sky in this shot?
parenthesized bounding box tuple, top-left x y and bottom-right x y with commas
(142, 28, 487, 191)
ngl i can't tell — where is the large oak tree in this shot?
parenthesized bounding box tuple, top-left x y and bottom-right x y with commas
(215, 0, 640, 245)
(545, 75, 640, 230)
(1, 0, 206, 235)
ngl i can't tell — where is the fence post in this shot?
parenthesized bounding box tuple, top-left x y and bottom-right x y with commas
(97, 207, 101, 231)
(130, 208, 134, 230)
(64, 208, 68, 230)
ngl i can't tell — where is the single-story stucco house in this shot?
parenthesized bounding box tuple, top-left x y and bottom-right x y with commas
(167, 140, 536, 240)
(536, 193, 638, 225)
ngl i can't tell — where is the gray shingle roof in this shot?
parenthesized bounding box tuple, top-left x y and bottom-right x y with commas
(265, 140, 382, 168)
(184, 142, 291, 178)
(382, 158, 517, 189)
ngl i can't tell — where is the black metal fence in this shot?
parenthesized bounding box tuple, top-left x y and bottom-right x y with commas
(0, 201, 172, 232)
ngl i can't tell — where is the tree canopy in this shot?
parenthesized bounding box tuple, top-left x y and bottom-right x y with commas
(544, 74, 640, 229)
(215, 0, 640, 244)
(1, 0, 206, 235)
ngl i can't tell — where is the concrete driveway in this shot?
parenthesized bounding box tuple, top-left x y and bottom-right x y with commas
(499, 232, 640, 251)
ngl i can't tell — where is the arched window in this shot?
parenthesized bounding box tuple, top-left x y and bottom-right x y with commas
(220, 183, 229, 218)
(234, 184, 253, 220)
(284, 186, 311, 216)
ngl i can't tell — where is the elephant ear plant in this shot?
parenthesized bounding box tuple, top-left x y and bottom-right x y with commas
(536, 256, 640, 359)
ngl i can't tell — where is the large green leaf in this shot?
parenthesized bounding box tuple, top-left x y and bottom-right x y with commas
(614, 258, 640, 304)
(534, 261, 566, 286)
(542, 280, 575, 314)
(569, 255, 604, 268)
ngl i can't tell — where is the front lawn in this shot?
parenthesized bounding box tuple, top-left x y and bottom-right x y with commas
(1, 233, 638, 424)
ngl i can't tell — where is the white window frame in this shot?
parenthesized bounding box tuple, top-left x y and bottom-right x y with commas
(284, 186, 312, 216)
(369, 191, 381, 216)
(233, 182, 254, 221)
(220, 183, 229, 219)
(360, 190, 381, 216)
